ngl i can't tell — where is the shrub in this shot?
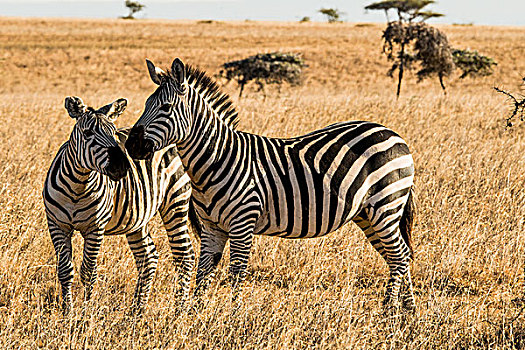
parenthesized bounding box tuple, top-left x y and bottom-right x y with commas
(219, 52, 306, 97)
(366, 0, 450, 97)
(452, 49, 497, 79)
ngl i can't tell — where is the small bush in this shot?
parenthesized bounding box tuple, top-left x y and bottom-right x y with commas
(452, 49, 497, 79)
(219, 52, 306, 97)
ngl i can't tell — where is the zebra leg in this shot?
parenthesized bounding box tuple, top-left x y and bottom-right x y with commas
(354, 216, 400, 307)
(159, 201, 195, 307)
(48, 221, 74, 314)
(358, 210, 413, 309)
(194, 230, 228, 297)
(353, 215, 389, 260)
(374, 224, 412, 308)
(79, 231, 103, 302)
(228, 222, 257, 302)
(399, 268, 416, 311)
(126, 227, 159, 313)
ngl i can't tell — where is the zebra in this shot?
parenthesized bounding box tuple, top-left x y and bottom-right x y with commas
(43, 96, 198, 313)
(125, 58, 417, 309)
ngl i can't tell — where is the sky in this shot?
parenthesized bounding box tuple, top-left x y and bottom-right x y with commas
(0, 0, 524, 26)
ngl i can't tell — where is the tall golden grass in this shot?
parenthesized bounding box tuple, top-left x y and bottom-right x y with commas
(1, 17, 525, 349)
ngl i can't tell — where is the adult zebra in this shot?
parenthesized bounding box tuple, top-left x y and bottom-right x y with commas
(126, 58, 417, 309)
(43, 96, 197, 313)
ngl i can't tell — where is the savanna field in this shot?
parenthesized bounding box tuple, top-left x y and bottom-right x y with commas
(1, 17, 525, 349)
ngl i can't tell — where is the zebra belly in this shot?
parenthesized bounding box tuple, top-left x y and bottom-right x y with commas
(254, 162, 413, 239)
(252, 122, 415, 239)
(252, 191, 354, 239)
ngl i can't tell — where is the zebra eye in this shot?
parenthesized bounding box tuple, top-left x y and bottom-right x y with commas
(159, 103, 172, 113)
(83, 129, 94, 138)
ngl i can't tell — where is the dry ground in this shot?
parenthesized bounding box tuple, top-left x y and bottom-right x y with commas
(1, 17, 525, 349)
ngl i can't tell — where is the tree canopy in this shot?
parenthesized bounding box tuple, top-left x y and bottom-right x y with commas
(365, 0, 443, 22)
(318, 8, 344, 23)
(122, 0, 145, 19)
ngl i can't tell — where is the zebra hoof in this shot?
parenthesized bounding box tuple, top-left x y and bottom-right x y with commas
(402, 301, 416, 314)
(511, 296, 525, 306)
(382, 297, 402, 315)
(187, 299, 206, 315)
(129, 303, 145, 318)
(172, 297, 190, 315)
(62, 302, 72, 317)
(401, 296, 416, 313)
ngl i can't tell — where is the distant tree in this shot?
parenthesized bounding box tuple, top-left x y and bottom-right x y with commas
(366, 0, 444, 21)
(365, 0, 496, 97)
(494, 78, 525, 127)
(366, 0, 452, 97)
(382, 21, 454, 94)
(299, 16, 311, 23)
(319, 8, 344, 23)
(218, 52, 306, 97)
(122, 0, 145, 20)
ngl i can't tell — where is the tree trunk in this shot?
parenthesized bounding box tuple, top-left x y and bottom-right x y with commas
(396, 43, 405, 99)
(238, 83, 245, 98)
(438, 73, 447, 95)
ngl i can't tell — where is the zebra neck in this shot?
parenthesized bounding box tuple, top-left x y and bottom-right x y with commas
(177, 106, 241, 189)
(61, 145, 104, 196)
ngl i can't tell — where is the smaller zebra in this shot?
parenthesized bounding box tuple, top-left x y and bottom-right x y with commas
(43, 96, 197, 313)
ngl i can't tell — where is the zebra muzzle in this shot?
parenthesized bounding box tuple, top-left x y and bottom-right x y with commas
(126, 125, 154, 160)
(106, 146, 130, 181)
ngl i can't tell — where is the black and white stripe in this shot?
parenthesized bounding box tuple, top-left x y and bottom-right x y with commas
(126, 59, 416, 309)
(43, 96, 196, 313)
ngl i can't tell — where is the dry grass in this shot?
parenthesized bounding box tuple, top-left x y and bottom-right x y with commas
(1, 17, 525, 349)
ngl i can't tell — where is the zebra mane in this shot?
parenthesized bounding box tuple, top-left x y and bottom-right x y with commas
(167, 65, 239, 130)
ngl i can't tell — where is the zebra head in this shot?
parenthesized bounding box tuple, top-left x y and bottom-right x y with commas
(126, 58, 191, 160)
(65, 96, 130, 181)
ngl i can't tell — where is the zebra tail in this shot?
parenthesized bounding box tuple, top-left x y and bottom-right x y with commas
(187, 200, 202, 242)
(400, 187, 416, 259)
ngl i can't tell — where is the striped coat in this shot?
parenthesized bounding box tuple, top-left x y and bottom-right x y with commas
(126, 59, 416, 309)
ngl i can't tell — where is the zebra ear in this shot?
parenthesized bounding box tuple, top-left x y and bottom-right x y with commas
(98, 98, 128, 122)
(171, 58, 186, 85)
(65, 96, 87, 119)
(146, 59, 164, 85)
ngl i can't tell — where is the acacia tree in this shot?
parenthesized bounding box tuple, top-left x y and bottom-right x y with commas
(319, 8, 344, 23)
(122, 0, 145, 19)
(365, 0, 453, 97)
(366, 0, 496, 97)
